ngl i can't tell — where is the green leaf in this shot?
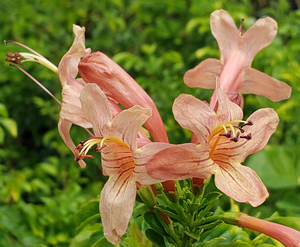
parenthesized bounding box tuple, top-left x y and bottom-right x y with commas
(247, 146, 299, 189)
(145, 228, 166, 247)
(91, 236, 115, 247)
(0, 127, 4, 144)
(184, 230, 200, 241)
(192, 237, 225, 247)
(0, 117, 17, 137)
(144, 211, 167, 236)
(76, 199, 100, 230)
(0, 103, 8, 117)
(268, 216, 300, 231)
(154, 205, 180, 220)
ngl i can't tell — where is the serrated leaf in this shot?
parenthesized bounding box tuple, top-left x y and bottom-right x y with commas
(144, 211, 167, 236)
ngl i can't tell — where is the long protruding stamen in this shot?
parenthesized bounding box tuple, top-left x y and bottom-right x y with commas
(6, 51, 58, 74)
(10, 64, 61, 105)
(5, 40, 47, 59)
(75, 137, 129, 161)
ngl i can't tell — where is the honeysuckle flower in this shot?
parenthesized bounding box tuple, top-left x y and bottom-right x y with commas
(78, 51, 169, 143)
(147, 84, 279, 206)
(222, 212, 300, 247)
(75, 83, 169, 244)
(184, 9, 291, 109)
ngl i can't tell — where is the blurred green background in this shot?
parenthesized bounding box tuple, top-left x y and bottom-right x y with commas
(0, 0, 300, 246)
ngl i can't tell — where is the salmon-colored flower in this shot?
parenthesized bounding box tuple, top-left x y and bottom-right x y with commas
(78, 52, 168, 143)
(57, 25, 123, 168)
(224, 212, 300, 247)
(184, 9, 291, 109)
(147, 85, 279, 206)
(75, 83, 169, 244)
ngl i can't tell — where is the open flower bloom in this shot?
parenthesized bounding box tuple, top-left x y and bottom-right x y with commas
(78, 51, 168, 143)
(146, 85, 279, 206)
(75, 83, 169, 244)
(184, 9, 291, 109)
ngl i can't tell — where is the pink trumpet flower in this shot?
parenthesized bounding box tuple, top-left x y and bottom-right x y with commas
(147, 84, 279, 207)
(75, 83, 169, 244)
(78, 51, 169, 143)
(57, 25, 123, 168)
(223, 212, 300, 247)
(184, 9, 291, 109)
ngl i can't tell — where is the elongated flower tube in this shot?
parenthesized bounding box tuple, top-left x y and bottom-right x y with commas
(147, 84, 279, 206)
(75, 83, 170, 244)
(78, 51, 168, 143)
(184, 9, 291, 109)
(223, 212, 300, 247)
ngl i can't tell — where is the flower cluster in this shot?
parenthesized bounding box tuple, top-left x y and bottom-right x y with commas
(7, 9, 300, 247)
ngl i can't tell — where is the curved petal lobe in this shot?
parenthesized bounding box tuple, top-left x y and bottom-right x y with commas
(100, 173, 136, 245)
(214, 162, 268, 207)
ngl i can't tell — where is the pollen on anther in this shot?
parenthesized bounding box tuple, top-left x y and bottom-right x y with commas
(240, 133, 252, 140)
(230, 132, 240, 142)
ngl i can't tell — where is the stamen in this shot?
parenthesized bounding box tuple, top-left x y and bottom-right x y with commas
(230, 132, 240, 142)
(9, 64, 62, 105)
(74, 137, 129, 161)
(235, 126, 245, 133)
(241, 120, 253, 128)
(5, 51, 58, 73)
(240, 133, 252, 140)
(219, 130, 232, 138)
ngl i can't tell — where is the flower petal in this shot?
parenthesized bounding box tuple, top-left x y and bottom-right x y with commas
(146, 143, 216, 180)
(58, 118, 86, 168)
(58, 24, 91, 86)
(241, 17, 277, 65)
(60, 76, 92, 128)
(214, 162, 268, 206)
(134, 142, 172, 185)
(100, 173, 136, 245)
(212, 108, 278, 164)
(101, 142, 134, 177)
(183, 58, 223, 89)
(111, 105, 151, 149)
(80, 84, 112, 137)
(215, 83, 244, 121)
(210, 10, 240, 63)
(238, 68, 291, 101)
(78, 52, 168, 143)
(238, 108, 279, 161)
(173, 94, 216, 145)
